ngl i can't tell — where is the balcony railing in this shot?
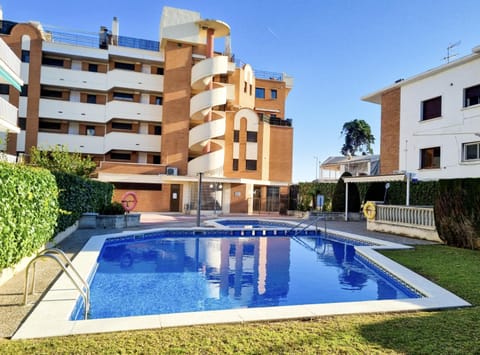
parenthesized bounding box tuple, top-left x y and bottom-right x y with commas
(261, 115, 293, 127)
(375, 204, 436, 229)
(0, 20, 18, 35)
(43, 27, 160, 52)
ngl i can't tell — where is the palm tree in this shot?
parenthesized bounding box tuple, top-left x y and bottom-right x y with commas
(340, 119, 375, 156)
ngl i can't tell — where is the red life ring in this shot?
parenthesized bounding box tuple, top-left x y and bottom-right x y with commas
(121, 191, 138, 212)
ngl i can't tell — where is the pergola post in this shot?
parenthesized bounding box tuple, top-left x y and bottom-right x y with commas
(344, 182, 349, 221)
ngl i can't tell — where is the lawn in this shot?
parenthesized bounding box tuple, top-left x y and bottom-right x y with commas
(1, 245, 478, 354)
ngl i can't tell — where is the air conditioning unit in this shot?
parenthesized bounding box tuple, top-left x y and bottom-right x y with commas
(166, 167, 178, 176)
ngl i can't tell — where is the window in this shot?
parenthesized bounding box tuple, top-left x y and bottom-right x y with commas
(156, 67, 164, 75)
(20, 85, 28, 96)
(246, 131, 257, 142)
(18, 117, 26, 130)
(464, 84, 480, 107)
(422, 96, 442, 120)
(87, 94, 97, 104)
(41, 87, 63, 98)
(232, 159, 239, 171)
(233, 130, 239, 142)
(255, 87, 265, 99)
(88, 63, 98, 72)
(110, 152, 131, 160)
(153, 125, 162, 135)
(113, 92, 134, 101)
(39, 119, 61, 131)
(463, 142, 480, 161)
(114, 62, 135, 71)
(152, 155, 161, 164)
(246, 159, 257, 170)
(42, 57, 64, 67)
(271, 89, 278, 99)
(0, 84, 9, 94)
(155, 96, 163, 105)
(244, 82, 247, 93)
(86, 126, 96, 136)
(111, 122, 133, 130)
(420, 147, 441, 169)
(21, 50, 30, 63)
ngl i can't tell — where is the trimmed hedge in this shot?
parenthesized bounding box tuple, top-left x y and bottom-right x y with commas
(434, 178, 480, 249)
(383, 181, 439, 205)
(332, 172, 361, 213)
(297, 182, 336, 211)
(53, 172, 113, 233)
(0, 162, 59, 269)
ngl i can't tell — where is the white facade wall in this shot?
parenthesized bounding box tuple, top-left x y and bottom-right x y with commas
(399, 58, 480, 180)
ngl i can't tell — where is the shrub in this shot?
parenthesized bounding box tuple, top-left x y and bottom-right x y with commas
(53, 172, 113, 233)
(0, 162, 59, 269)
(331, 172, 361, 212)
(364, 182, 386, 203)
(100, 202, 125, 215)
(434, 178, 480, 249)
(30, 145, 96, 178)
(296, 182, 336, 211)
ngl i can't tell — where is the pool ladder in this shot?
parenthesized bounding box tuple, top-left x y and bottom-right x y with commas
(288, 214, 327, 237)
(23, 248, 90, 320)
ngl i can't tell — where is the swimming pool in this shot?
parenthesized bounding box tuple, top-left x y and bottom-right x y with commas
(209, 218, 298, 229)
(13, 225, 470, 339)
(71, 233, 420, 320)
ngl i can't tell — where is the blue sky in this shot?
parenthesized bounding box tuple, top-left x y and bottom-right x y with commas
(3, 0, 480, 181)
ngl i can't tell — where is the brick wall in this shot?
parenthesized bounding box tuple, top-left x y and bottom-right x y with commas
(380, 87, 401, 174)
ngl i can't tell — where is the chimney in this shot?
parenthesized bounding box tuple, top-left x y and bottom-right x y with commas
(112, 17, 119, 45)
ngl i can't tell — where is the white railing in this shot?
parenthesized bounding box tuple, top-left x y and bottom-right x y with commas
(375, 204, 436, 229)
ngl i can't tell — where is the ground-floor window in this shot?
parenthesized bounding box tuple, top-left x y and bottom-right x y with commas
(420, 147, 441, 169)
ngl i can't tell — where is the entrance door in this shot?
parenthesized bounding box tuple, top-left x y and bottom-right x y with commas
(170, 184, 180, 212)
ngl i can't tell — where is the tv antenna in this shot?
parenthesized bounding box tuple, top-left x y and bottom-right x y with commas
(443, 41, 461, 63)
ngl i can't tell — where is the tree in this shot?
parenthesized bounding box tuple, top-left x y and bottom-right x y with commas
(30, 145, 96, 177)
(331, 172, 361, 213)
(340, 119, 375, 156)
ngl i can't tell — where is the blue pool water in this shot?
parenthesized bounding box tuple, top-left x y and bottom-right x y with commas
(214, 219, 295, 229)
(72, 233, 420, 320)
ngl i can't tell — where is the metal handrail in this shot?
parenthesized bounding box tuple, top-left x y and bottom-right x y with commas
(24, 248, 90, 319)
(288, 214, 327, 237)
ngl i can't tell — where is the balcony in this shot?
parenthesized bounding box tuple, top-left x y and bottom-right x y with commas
(37, 132, 104, 154)
(41, 66, 107, 91)
(107, 69, 163, 92)
(0, 37, 23, 91)
(0, 97, 19, 132)
(40, 99, 106, 123)
(104, 132, 161, 152)
(106, 100, 162, 122)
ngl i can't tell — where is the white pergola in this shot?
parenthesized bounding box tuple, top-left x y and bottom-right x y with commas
(341, 173, 412, 221)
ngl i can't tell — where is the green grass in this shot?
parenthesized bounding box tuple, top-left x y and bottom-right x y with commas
(1, 245, 479, 354)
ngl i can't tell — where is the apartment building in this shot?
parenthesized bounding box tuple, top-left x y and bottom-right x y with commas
(0, 7, 294, 213)
(0, 33, 22, 138)
(363, 45, 480, 180)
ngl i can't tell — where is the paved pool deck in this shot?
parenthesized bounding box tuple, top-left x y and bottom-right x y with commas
(0, 213, 436, 339)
